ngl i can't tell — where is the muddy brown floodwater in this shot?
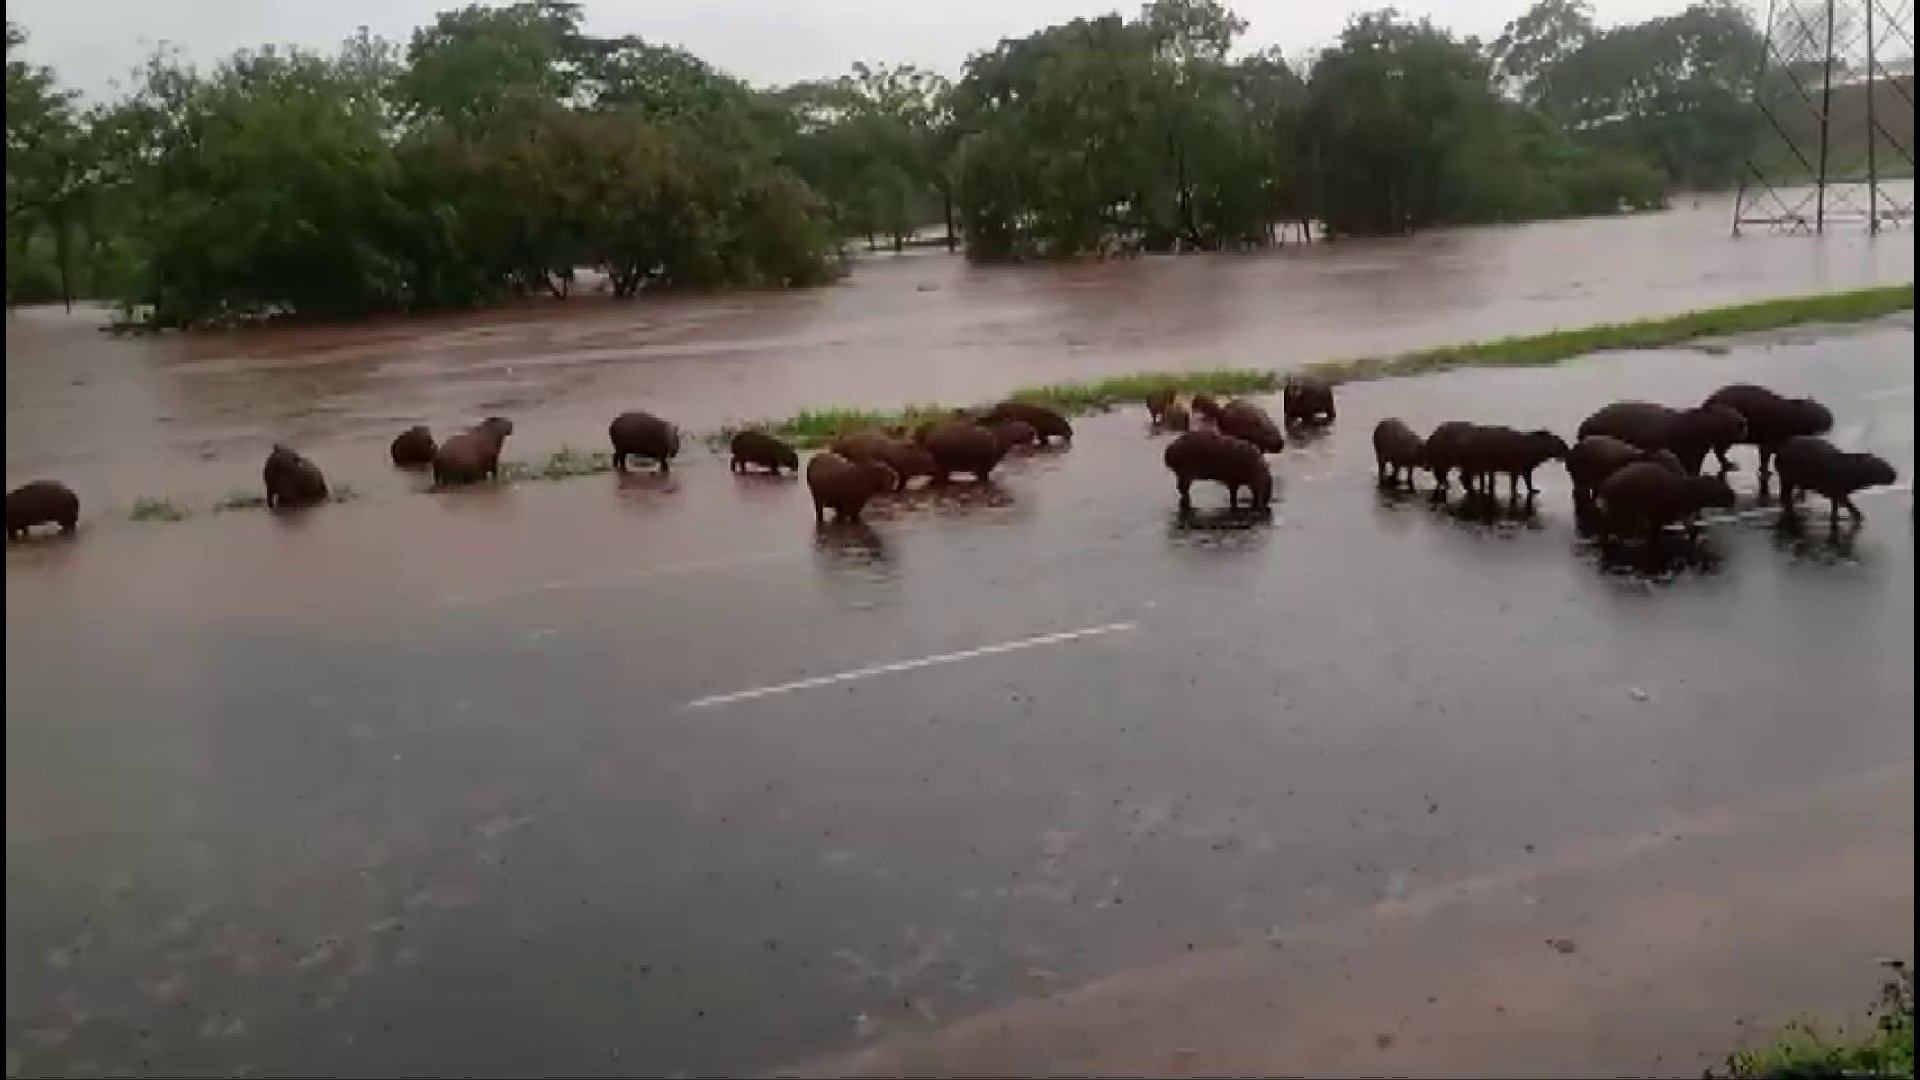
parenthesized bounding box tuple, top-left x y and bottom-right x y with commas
(4, 187, 1915, 513)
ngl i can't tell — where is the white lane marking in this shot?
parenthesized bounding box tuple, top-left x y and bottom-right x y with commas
(685, 620, 1139, 710)
(439, 550, 790, 608)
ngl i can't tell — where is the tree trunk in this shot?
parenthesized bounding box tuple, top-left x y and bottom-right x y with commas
(943, 188, 957, 253)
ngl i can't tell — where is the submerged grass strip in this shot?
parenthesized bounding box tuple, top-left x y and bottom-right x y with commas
(728, 285, 1912, 450)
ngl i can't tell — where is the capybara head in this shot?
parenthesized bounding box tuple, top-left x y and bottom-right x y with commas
(1691, 404, 1748, 445)
(1681, 474, 1738, 512)
(476, 416, 515, 440)
(1190, 394, 1222, 421)
(990, 419, 1038, 452)
(859, 458, 898, 494)
(1792, 397, 1836, 437)
(1525, 429, 1571, 461)
(1842, 451, 1898, 491)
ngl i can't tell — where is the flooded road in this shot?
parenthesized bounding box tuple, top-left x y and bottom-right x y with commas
(5, 188, 1915, 513)
(7, 315, 1913, 1077)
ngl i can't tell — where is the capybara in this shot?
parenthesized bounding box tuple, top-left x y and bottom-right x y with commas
(6, 480, 79, 538)
(1144, 386, 1176, 424)
(921, 421, 1007, 483)
(984, 401, 1073, 445)
(1421, 420, 1481, 497)
(1164, 430, 1273, 512)
(729, 429, 799, 475)
(1576, 401, 1747, 475)
(389, 425, 436, 469)
(1372, 418, 1425, 488)
(433, 416, 515, 487)
(1774, 435, 1898, 529)
(1459, 426, 1570, 500)
(987, 419, 1039, 453)
(1161, 400, 1192, 432)
(829, 429, 894, 465)
(1191, 394, 1223, 426)
(1596, 461, 1736, 542)
(1701, 383, 1835, 487)
(1214, 400, 1286, 454)
(806, 452, 896, 523)
(1564, 436, 1684, 512)
(1282, 374, 1336, 426)
(878, 438, 939, 490)
(263, 444, 329, 510)
(609, 411, 681, 474)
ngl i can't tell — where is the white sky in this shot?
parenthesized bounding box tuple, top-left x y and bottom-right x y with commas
(12, 0, 1719, 97)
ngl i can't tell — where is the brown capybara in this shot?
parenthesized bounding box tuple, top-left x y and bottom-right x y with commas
(434, 416, 515, 487)
(1282, 374, 1336, 426)
(1597, 461, 1737, 542)
(1420, 420, 1481, 498)
(987, 419, 1039, 453)
(1164, 430, 1272, 512)
(1575, 401, 1747, 475)
(1190, 394, 1224, 426)
(729, 429, 800, 475)
(6, 480, 79, 538)
(878, 438, 939, 490)
(609, 411, 681, 474)
(1214, 400, 1286, 454)
(1564, 436, 1684, 512)
(829, 429, 894, 464)
(1459, 426, 1571, 500)
(920, 421, 1007, 483)
(1144, 386, 1176, 424)
(1372, 418, 1425, 488)
(263, 444, 329, 510)
(390, 425, 436, 469)
(984, 401, 1073, 445)
(1702, 383, 1835, 487)
(1161, 400, 1192, 432)
(806, 452, 897, 523)
(1774, 435, 1898, 529)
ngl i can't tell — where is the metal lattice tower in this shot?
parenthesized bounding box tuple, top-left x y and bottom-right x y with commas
(1732, 0, 1916, 234)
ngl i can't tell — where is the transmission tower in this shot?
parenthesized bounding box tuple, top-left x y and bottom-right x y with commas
(1732, 0, 1916, 234)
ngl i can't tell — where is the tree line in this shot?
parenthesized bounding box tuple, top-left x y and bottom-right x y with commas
(6, 0, 1779, 326)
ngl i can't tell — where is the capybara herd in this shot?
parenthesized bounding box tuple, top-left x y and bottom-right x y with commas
(6, 377, 1898, 555)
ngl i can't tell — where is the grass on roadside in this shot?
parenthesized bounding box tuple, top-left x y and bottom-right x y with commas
(1301, 283, 1917, 385)
(1721, 965, 1913, 1079)
(128, 496, 191, 522)
(722, 285, 1912, 450)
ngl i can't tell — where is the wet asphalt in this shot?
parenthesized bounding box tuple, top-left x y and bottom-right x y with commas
(5, 317, 1915, 1077)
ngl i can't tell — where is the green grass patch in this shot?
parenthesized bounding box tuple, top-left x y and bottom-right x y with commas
(711, 404, 957, 451)
(1009, 369, 1280, 412)
(128, 496, 191, 522)
(1720, 965, 1913, 1079)
(213, 490, 269, 513)
(499, 446, 618, 483)
(1302, 283, 1916, 385)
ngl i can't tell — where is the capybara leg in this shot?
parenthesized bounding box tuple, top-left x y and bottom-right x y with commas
(730, 457, 741, 473)
(813, 500, 825, 524)
(1176, 478, 1193, 512)
(1756, 449, 1774, 496)
(1227, 485, 1240, 509)
(658, 458, 671, 475)
(1376, 456, 1389, 483)
(1715, 447, 1737, 474)
(1844, 496, 1866, 524)
(613, 451, 627, 473)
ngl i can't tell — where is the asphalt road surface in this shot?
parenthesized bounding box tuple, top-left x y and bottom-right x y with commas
(6, 316, 1914, 1078)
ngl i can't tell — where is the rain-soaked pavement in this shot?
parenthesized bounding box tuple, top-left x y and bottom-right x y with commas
(4, 187, 1915, 513)
(6, 309, 1913, 1077)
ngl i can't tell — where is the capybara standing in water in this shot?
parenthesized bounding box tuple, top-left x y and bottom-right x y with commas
(1214, 400, 1286, 454)
(263, 444, 329, 510)
(920, 421, 1007, 483)
(1774, 435, 1898, 530)
(729, 429, 800, 475)
(983, 401, 1073, 445)
(878, 438, 939, 490)
(6, 480, 79, 538)
(1282, 375, 1336, 427)
(1161, 400, 1192, 432)
(1459, 426, 1571, 501)
(1576, 401, 1747, 475)
(609, 411, 681, 474)
(1701, 383, 1835, 489)
(1596, 461, 1736, 542)
(1164, 430, 1273, 512)
(1421, 420, 1482, 499)
(1144, 387, 1176, 425)
(1372, 419, 1425, 489)
(433, 417, 515, 487)
(390, 425, 436, 469)
(1564, 436, 1684, 513)
(806, 452, 897, 523)
(1190, 394, 1223, 427)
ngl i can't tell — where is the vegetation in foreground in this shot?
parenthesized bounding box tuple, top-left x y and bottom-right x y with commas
(11, 0, 1875, 324)
(1719, 965, 1913, 1079)
(112, 285, 1914, 520)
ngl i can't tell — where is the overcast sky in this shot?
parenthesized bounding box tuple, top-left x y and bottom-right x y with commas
(12, 0, 1707, 97)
